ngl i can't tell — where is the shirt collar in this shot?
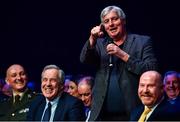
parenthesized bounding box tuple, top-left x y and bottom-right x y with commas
(13, 88, 28, 101)
(45, 95, 60, 106)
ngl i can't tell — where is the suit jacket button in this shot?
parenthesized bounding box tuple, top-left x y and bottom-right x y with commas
(12, 113, 15, 116)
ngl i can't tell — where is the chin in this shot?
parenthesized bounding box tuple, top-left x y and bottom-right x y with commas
(168, 95, 176, 99)
(16, 86, 26, 91)
(142, 100, 152, 105)
(43, 92, 53, 97)
(45, 95, 54, 100)
(144, 103, 153, 107)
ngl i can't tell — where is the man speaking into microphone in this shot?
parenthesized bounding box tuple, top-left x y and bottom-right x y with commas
(80, 5, 158, 121)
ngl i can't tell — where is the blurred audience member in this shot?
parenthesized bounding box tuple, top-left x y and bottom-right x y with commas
(163, 71, 180, 119)
(0, 79, 9, 101)
(78, 76, 94, 120)
(0, 91, 9, 101)
(64, 75, 73, 92)
(163, 71, 180, 101)
(64, 75, 80, 98)
(0, 79, 6, 91)
(0, 64, 37, 121)
(2, 83, 12, 97)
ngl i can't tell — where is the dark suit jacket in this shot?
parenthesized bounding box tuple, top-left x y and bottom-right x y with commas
(27, 92, 86, 121)
(0, 89, 36, 121)
(166, 96, 180, 120)
(80, 34, 158, 120)
(0, 91, 9, 101)
(130, 97, 180, 121)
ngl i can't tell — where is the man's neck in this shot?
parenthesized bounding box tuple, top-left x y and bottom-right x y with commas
(113, 33, 126, 46)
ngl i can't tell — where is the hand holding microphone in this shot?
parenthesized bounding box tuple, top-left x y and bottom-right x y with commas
(100, 24, 114, 67)
(106, 38, 114, 67)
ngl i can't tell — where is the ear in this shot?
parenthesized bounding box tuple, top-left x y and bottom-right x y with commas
(5, 79, 10, 85)
(60, 85, 63, 90)
(122, 19, 126, 25)
(161, 85, 165, 93)
(59, 84, 64, 91)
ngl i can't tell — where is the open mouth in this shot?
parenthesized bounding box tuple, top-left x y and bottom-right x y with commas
(141, 94, 152, 100)
(109, 28, 117, 33)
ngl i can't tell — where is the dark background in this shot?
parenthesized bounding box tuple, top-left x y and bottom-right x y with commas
(0, 0, 180, 91)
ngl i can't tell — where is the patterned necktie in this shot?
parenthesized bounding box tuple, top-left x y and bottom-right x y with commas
(138, 106, 151, 122)
(42, 102, 52, 121)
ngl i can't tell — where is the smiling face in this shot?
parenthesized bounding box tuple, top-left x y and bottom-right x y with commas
(102, 10, 126, 40)
(138, 71, 163, 107)
(41, 68, 63, 101)
(67, 81, 79, 98)
(78, 84, 92, 107)
(164, 74, 180, 99)
(78, 82, 92, 107)
(6, 64, 28, 93)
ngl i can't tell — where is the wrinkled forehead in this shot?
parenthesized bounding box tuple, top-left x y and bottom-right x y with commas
(140, 77, 156, 86)
(7, 65, 25, 74)
(42, 69, 58, 78)
(164, 75, 180, 85)
(166, 74, 178, 80)
(140, 71, 162, 86)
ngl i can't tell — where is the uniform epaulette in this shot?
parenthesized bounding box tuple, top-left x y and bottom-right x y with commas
(0, 97, 9, 102)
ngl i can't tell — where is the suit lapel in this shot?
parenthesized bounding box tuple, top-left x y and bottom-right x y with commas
(123, 34, 135, 54)
(53, 95, 65, 121)
(36, 101, 46, 120)
(116, 34, 135, 85)
(147, 99, 167, 121)
(134, 106, 144, 121)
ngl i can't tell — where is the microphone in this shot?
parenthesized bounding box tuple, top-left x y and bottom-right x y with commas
(107, 36, 113, 67)
(100, 24, 113, 67)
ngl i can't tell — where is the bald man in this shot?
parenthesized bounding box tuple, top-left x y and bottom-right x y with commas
(130, 70, 180, 121)
(0, 64, 36, 121)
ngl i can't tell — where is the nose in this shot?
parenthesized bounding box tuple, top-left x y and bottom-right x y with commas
(16, 74, 21, 80)
(109, 20, 114, 26)
(46, 80, 52, 86)
(67, 88, 71, 94)
(143, 86, 149, 93)
(81, 95, 85, 101)
(169, 81, 173, 87)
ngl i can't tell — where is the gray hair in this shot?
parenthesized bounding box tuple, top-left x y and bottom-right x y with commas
(41, 64, 65, 84)
(100, 5, 126, 23)
(163, 71, 179, 85)
(78, 76, 94, 90)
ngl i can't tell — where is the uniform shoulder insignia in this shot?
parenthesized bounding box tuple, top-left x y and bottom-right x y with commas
(0, 97, 9, 102)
